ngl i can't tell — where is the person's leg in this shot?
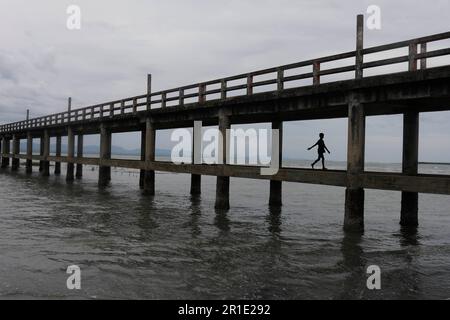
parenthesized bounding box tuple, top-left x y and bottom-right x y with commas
(321, 154, 325, 169)
(311, 155, 320, 168)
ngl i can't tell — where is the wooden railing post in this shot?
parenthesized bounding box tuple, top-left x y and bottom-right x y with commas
(409, 42, 418, 71)
(247, 75, 253, 95)
(109, 103, 114, 118)
(179, 88, 184, 106)
(132, 98, 137, 114)
(313, 61, 320, 85)
(277, 69, 284, 91)
(420, 42, 427, 69)
(161, 92, 167, 108)
(199, 84, 206, 103)
(67, 97, 72, 123)
(220, 80, 227, 100)
(355, 14, 364, 79)
(147, 74, 152, 111)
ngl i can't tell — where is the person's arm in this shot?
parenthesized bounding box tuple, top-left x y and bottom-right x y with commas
(307, 141, 318, 150)
(324, 144, 331, 154)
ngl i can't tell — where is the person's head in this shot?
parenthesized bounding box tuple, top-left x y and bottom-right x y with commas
(319, 132, 324, 139)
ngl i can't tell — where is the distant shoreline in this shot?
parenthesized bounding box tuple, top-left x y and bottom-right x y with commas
(419, 162, 450, 165)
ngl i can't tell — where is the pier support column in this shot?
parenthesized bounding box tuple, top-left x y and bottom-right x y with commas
(400, 112, 419, 227)
(190, 121, 202, 195)
(39, 136, 44, 172)
(215, 110, 230, 210)
(190, 174, 201, 195)
(139, 129, 145, 189)
(11, 135, 20, 171)
(344, 93, 365, 232)
(26, 132, 33, 173)
(76, 134, 83, 179)
(66, 127, 75, 182)
(269, 181, 282, 206)
(99, 124, 111, 186)
(54, 135, 61, 175)
(1, 137, 10, 168)
(42, 130, 50, 176)
(269, 120, 283, 206)
(143, 118, 155, 195)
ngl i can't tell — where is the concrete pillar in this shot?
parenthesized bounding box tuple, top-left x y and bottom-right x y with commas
(76, 134, 83, 179)
(269, 120, 283, 206)
(11, 135, 20, 171)
(54, 135, 61, 175)
(190, 121, 202, 195)
(143, 118, 155, 195)
(139, 129, 145, 189)
(190, 174, 201, 195)
(344, 93, 365, 232)
(66, 127, 75, 182)
(39, 136, 44, 172)
(400, 112, 419, 227)
(26, 132, 33, 173)
(99, 124, 111, 186)
(1, 137, 10, 168)
(42, 130, 50, 176)
(215, 110, 230, 210)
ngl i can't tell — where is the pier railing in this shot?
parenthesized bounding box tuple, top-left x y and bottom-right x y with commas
(1, 31, 450, 134)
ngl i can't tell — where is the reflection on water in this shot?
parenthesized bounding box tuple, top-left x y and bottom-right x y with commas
(0, 162, 449, 299)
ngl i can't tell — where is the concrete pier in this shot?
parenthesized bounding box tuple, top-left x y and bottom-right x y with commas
(269, 120, 283, 206)
(190, 121, 202, 195)
(344, 93, 365, 232)
(215, 111, 230, 210)
(99, 124, 111, 186)
(143, 118, 155, 195)
(26, 132, 32, 173)
(76, 134, 83, 179)
(66, 127, 75, 182)
(42, 130, 50, 176)
(1, 137, 10, 168)
(139, 129, 145, 189)
(39, 137, 44, 172)
(400, 112, 419, 226)
(1, 20, 450, 232)
(11, 135, 20, 171)
(190, 174, 201, 195)
(54, 135, 61, 175)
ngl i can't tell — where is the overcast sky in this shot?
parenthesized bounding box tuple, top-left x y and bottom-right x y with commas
(1, 0, 449, 162)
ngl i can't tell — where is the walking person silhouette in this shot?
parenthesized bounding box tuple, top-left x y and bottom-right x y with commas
(308, 133, 330, 170)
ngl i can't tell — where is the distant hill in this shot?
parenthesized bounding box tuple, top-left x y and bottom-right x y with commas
(19, 142, 171, 157)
